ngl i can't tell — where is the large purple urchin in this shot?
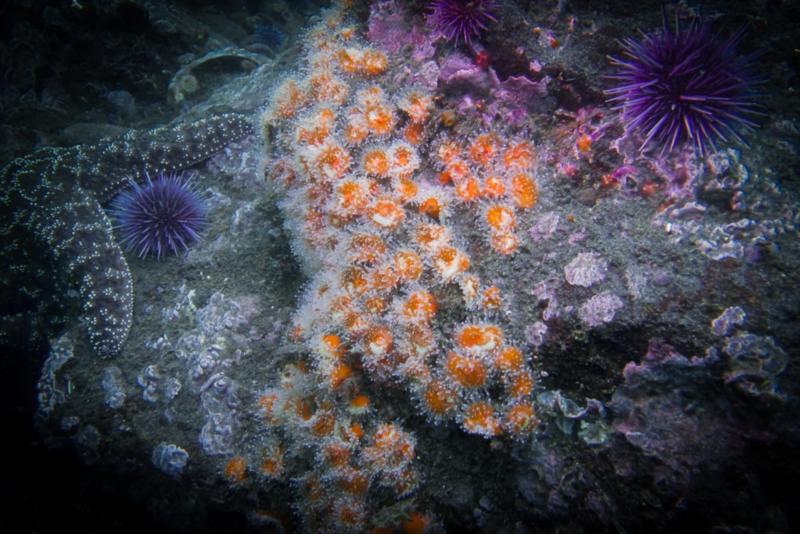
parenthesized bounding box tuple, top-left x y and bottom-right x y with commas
(426, 0, 497, 46)
(605, 15, 762, 156)
(110, 172, 207, 259)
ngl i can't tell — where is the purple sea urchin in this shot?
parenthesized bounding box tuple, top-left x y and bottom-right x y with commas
(110, 172, 206, 259)
(606, 14, 762, 155)
(426, 0, 497, 46)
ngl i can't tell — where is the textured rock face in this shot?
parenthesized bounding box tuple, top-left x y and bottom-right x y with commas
(22, 1, 800, 532)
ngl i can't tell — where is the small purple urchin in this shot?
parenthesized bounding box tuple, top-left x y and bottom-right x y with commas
(605, 14, 762, 156)
(110, 171, 207, 259)
(426, 0, 497, 46)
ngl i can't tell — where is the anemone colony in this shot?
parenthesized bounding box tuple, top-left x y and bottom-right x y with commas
(249, 6, 548, 528)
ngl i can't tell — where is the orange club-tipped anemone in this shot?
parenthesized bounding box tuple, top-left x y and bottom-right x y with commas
(319, 333, 346, 361)
(310, 410, 336, 437)
(485, 204, 516, 232)
(422, 379, 456, 417)
(402, 290, 437, 323)
(369, 263, 400, 293)
(330, 294, 354, 321)
(364, 423, 415, 471)
(308, 72, 349, 104)
(343, 310, 370, 336)
(418, 195, 442, 220)
(403, 122, 425, 145)
(360, 49, 389, 76)
(482, 286, 502, 310)
(482, 175, 506, 198)
(490, 231, 519, 255)
(224, 456, 247, 483)
(356, 85, 385, 107)
(468, 133, 499, 167)
(362, 147, 391, 176)
(510, 173, 538, 209)
(259, 392, 278, 424)
(295, 107, 335, 145)
(394, 176, 418, 203)
(460, 274, 479, 306)
(314, 142, 352, 181)
(293, 396, 314, 422)
(454, 324, 503, 353)
(364, 102, 395, 136)
(334, 180, 368, 215)
(433, 246, 470, 281)
(341, 266, 369, 295)
(329, 361, 354, 389)
(364, 294, 388, 314)
(336, 47, 361, 74)
(349, 233, 386, 264)
(260, 446, 285, 478)
(270, 78, 306, 120)
(369, 197, 405, 229)
(462, 401, 501, 437)
(338, 467, 370, 496)
(389, 142, 420, 177)
(364, 325, 393, 359)
(444, 159, 471, 181)
(494, 346, 524, 372)
(348, 394, 370, 414)
(391, 467, 419, 497)
(454, 176, 481, 203)
(445, 351, 487, 388)
(402, 324, 436, 361)
(502, 141, 536, 169)
(436, 140, 461, 165)
(335, 499, 366, 529)
(403, 512, 432, 534)
(394, 250, 423, 281)
(398, 91, 433, 124)
(338, 25, 356, 41)
(506, 370, 534, 398)
(344, 121, 369, 144)
(299, 474, 325, 506)
(320, 440, 352, 469)
(504, 402, 539, 435)
(415, 223, 450, 252)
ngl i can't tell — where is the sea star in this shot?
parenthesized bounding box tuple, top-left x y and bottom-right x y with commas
(0, 113, 253, 357)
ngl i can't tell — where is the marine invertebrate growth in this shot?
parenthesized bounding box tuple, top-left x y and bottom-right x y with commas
(110, 172, 207, 259)
(254, 4, 547, 528)
(606, 14, 761, 155)
(426, 0, 497, 45)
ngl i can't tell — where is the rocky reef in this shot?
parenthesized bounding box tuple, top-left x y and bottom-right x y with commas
(6, 0, 799, 532)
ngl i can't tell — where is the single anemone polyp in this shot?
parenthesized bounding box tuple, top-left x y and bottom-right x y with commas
(110, 171, 206, 259)
(606, 14, 761, 156)
(426, 0, 497, 46)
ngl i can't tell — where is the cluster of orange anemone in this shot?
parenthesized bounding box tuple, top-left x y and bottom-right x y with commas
(256, 362, 420, 531)
(265, 2, 543, 442)
(434, 134, 539, 255)
(252, 4, 542, 530)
